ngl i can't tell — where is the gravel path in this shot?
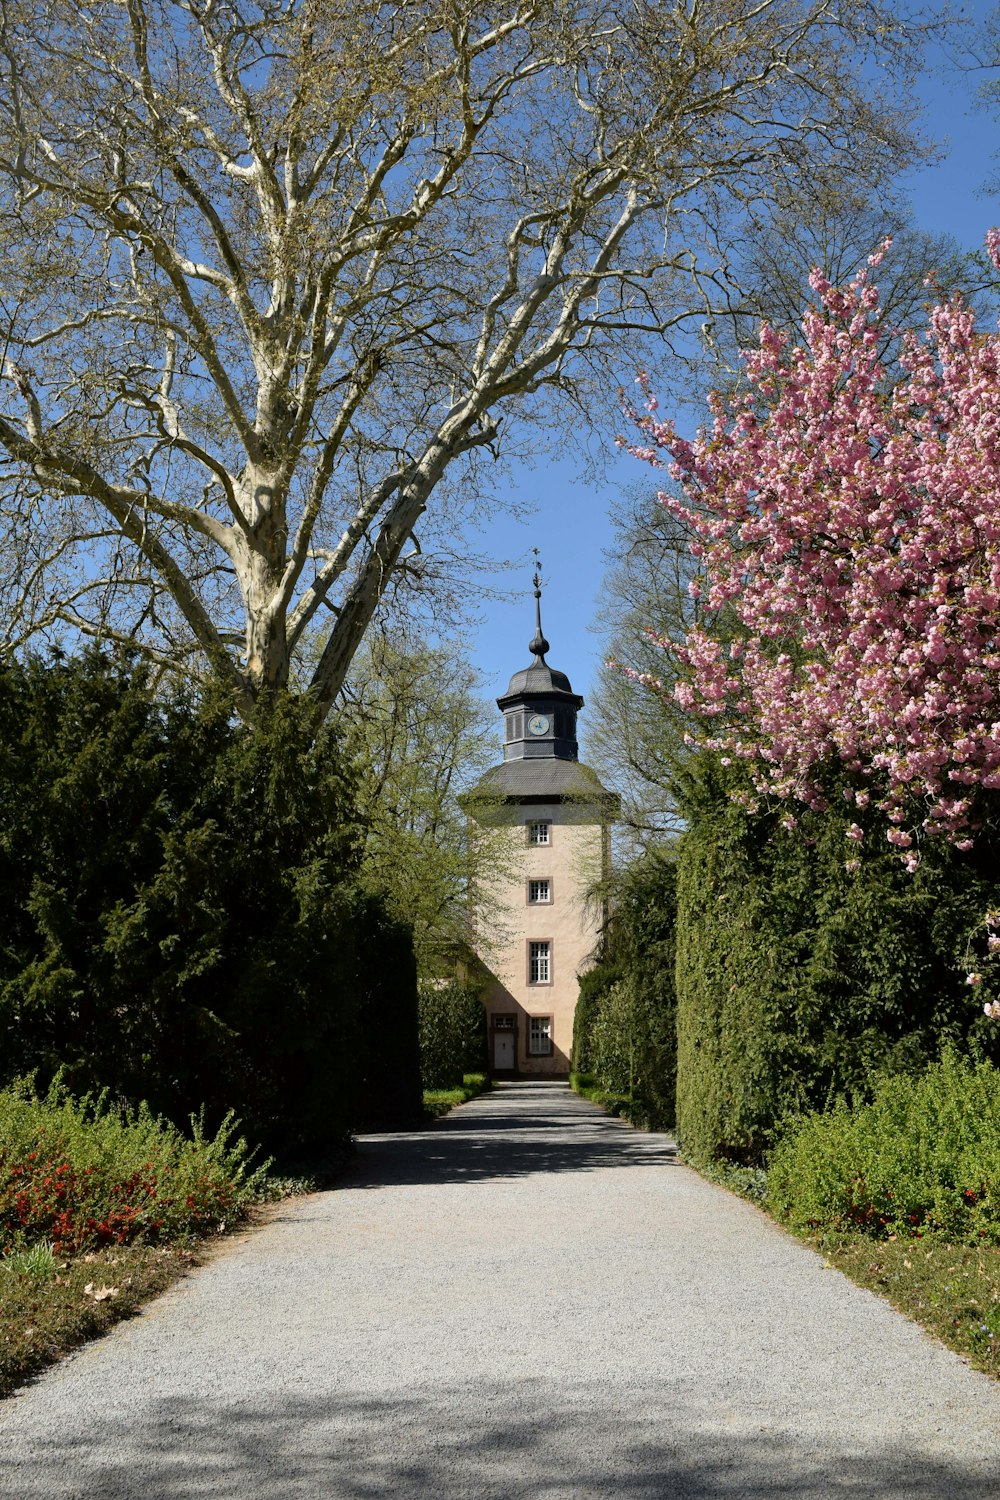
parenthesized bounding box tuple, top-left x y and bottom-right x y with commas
(2, 1080, 1000, 1498)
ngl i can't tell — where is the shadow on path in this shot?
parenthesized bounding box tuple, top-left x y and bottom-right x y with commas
(4, 1385, 997, 1500)
(349, 1079, 678, 1189)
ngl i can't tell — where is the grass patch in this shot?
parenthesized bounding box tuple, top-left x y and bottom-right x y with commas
(0, 1241, 202, 1399)
(423, 1073, 491, 1118)
(688, 1153, 1000, 1382)
(807, 1236, 1000, 1381)
(687, 1051, 1000, 1382)
(569, 1071, 629, 1115)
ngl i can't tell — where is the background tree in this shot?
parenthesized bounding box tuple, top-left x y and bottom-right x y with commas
(0, 0, 930, 721)
(690, 192, 976, 398)
(588, 488, 699, 850)
(338, 630, 502, 977)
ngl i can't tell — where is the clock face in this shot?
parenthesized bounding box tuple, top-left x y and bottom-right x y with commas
(528, 714, 550, 737)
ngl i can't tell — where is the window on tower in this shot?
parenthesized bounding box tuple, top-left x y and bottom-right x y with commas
(528, 878, 551, 904)
(528, 1015, 553, 1055)
(527, 820, 550, 845)
(529, 940, 551, 984)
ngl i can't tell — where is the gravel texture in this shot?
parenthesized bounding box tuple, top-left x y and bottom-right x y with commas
(2, 1079, 1000, 1497)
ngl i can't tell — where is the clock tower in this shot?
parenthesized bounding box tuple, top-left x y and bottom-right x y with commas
(463, 567, 619, 1077)
(496, 576, 584, 763)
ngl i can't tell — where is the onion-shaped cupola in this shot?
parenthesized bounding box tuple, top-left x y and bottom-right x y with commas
(496, 562, 584, 762)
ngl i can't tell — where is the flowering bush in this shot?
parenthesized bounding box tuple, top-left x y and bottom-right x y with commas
(625, 238, 1000, 859)
(0, 1080, 267, 1256)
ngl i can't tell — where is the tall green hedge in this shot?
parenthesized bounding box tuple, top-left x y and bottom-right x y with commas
(0, 651, 421, 1157)
(417, 980, 488, 1089)
(675, 758, 1000, 1165)
(572, 851, 677, 1129)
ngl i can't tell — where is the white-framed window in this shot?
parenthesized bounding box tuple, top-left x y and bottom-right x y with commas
(528, 878, 551, 904)
(527, 820, 550, 846)
(528, 1015, 553, 1056)
(529, 940, 551, 984)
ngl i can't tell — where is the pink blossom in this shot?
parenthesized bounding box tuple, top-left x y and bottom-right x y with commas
(625, 233, 1000, 851)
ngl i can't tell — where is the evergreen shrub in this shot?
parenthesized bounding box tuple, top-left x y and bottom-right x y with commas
(766, 1052, 1000, 1244)
(572, 851, 677, 1130)
(675, 757, 1000, 1166)
(417, 980, 488, 1089)
(0, 651, 421, 1157)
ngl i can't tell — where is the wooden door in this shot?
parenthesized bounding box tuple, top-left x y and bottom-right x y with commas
(493, 1031, 515, 1070)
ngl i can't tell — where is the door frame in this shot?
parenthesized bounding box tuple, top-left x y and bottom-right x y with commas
(490, 1012, 518, 1075)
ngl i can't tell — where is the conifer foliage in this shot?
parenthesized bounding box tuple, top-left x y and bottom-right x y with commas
(0, 652, 421, 1156)
(572, 851, 677, 1130)
(673, 760, 1000, 1165)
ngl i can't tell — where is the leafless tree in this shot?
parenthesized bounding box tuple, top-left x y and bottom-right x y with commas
(0, 0, 928, 721)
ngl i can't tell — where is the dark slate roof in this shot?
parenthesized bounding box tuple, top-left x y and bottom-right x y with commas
(463, 758, 619, 808)
(498, 658, 581, 704)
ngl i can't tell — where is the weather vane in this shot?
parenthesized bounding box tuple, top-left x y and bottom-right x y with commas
(529, 547, 549, 660)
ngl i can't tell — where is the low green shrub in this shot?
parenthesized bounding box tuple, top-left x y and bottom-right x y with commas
(422, 1072, 491, 1118)
(0, 1079, 267, 1255)
(766, 1052, 1000, 1244)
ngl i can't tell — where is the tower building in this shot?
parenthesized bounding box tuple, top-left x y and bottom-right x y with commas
(463, 572, 619, 1075)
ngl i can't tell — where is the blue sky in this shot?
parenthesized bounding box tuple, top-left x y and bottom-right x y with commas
(467, 14, 1000, 757)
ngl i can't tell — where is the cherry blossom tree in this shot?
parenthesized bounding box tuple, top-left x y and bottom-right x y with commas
(626, 238, 1000, 871)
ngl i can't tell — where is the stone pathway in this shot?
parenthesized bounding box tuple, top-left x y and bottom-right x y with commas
(1, 1080, 999, 1497)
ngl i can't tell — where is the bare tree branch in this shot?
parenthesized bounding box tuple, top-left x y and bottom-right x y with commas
(0, 0, 934, 721)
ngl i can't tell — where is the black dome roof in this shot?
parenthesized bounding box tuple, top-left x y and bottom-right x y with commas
(500, 658, 577, 701)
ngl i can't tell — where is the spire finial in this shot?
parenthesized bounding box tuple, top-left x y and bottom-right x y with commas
(529, 546, 550, 661)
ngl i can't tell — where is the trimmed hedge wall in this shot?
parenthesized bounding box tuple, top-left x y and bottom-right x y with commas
(675, 759, 1000, 1165)
(572, 851, 677, 1130)
(417, 980, 489, 1090)
(0, 651, 422, 1158)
